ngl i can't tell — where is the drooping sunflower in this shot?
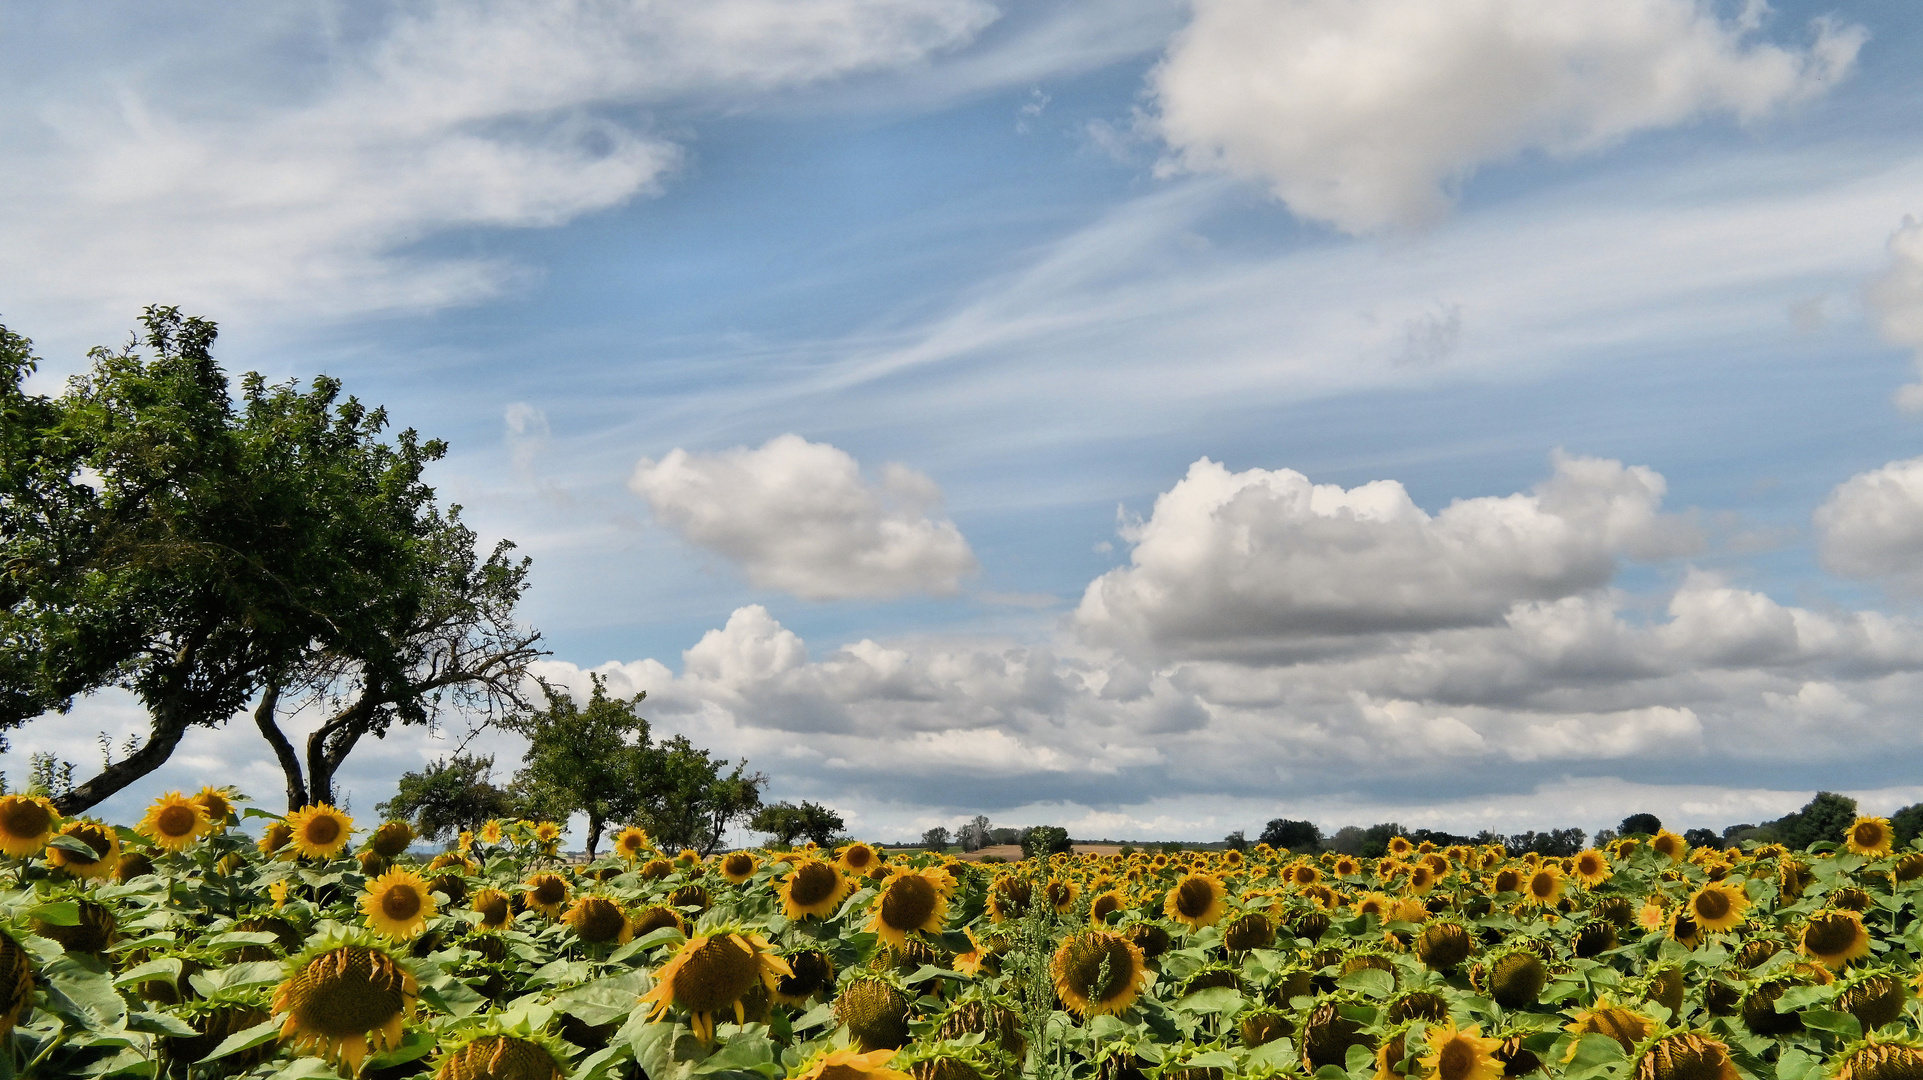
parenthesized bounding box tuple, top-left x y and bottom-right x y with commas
(772, 949, 837, 1006)
(1573, 849, 1612, 887)
(787, 1047, 913, 1080)
(1687, 882, 1749, 933)
(285, 804, 354, 859)
(0, 794, 58, 858)
(564, 895, 633, 946)
(1632, 1033, 1738, 1080)
(273, 940, 419, 1077)
(1847, 817, 1896, 857)
(1521, 864, 1563, 907)
(362, 869, 437, 940)
(719, 851, 758, 884)
(471, 889, 512, 932)
(1563, 996, 1654, 1057)
(46, 819, 119, 879)
(369, 821, 415, 859)
(191, 786, 237, 830)
(1802, 909, 1873, 970)
(631, 904, 688, 939)
(779, 860, 851, 920)
(0, 928, 35, 1037)
(137, 791, 211, 852)
(431, 1032, 566, 1080)
(1049, 930, 1148, 1018)
(609, 826, 650, 862)
(637, 928, 791, 1043)
(1832, 1041, 1923, 1080)
(259, 822, 294, 857)
(523, 873, 570, 918)
(868, 869, 950, 948)
(1420, 1023, 1503, 1080)
(1163, 872, 1226, 929)
(838, 842, 882, 877)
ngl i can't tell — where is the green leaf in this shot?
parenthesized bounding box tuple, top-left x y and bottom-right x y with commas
(207, 931, 281, 951)
(24, 900, 80, 926)
(365, 1029, 437, 1070)
(1798, 1010, 1862, 1038)
(268, 1057, 347, 1080)
(1777, 1048, 1820, 1080)
(112, 958, 182, 988)
(127, 1011, 200, 1038)
(1247, 1040, 1298, 1072)
(1173, 986, 1245, 1015)
(1774, 985, 1833, 1013)
(198, 1018, 283, 1064)
(1567, 1033, 1627, 1070)
(791, 1003, 836, 1032)
(47, 834, 104, 860)
(1335, 968, 1393, 999)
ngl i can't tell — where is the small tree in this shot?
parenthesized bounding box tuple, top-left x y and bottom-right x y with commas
(1358, 823, 1406, 858)
(1770, 792, 1858, 851)
(1020, 826, 1073, 859)
(1682, 828, 1720, 850)
(922, 826, 952, 851)
(633, 734, 766, 855)
(1617, 813, 1662, 837)
(1223, 830, 1248, 852)
(958, 815, 991, 852)
(750, 800, 845, 848)
(505, 676, 652, 857)
(1892, 803, 1923, 849)
(376, 755, 516, 843)
(1259, 818, 1322, 852)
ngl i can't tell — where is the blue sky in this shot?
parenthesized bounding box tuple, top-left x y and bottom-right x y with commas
(7, 0, 1923, 844)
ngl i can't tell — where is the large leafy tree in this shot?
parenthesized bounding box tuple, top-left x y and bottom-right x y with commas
(506, 676, 655, 857)
(750, 800, 846, 848)
(0, 308, 534, 813)
(635, 734, 765, 856)
(374, 754, 518, 842)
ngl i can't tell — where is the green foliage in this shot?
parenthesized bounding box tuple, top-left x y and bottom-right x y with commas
(375, 754, 517, 841)
(505, 675, 654, 856)
(1893, 802, 1923, 848)
(1020, 826, 1072, 859)
(1618, 813, 1663, 836)
(1357, 822, 1406, 858)
(1258, 818, 1321, 852)
(1770, 791, 1859, 851)
(749, 800, 845, 847)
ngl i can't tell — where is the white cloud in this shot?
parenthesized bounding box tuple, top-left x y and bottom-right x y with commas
(0, 0, 997, 329)
(628, 435, 977, 600)
(1074, 452, 1694, 660)
(1870, 217, 1923, 410)
(1814, 455, 1923, 587)
(1148, 0, 1864, 233)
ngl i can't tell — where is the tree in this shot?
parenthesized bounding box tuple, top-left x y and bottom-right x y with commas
(1682, 828, 1720, 850)
(749, 801, 845, 848)
(506, 676, 653, 857)
(634, 734, 766, 855)
(1327, 826, 1367, 855)
(375, 755, 516, 843)
(1768, 792, 1858, 851)
(922, 826, 951, 851)
(1617, 813, 1662, 837)
(1892, 803, 1923, 849)
(958, 815, 991, 852)
(1223, 830, 1248, 852)
(1505, 828, 1586, 857)
(1358, 823, 1406, 858)
(1, 309, 491, 813)
(1020, 826, 1073, 859)
(1259, 818, 1322, 852)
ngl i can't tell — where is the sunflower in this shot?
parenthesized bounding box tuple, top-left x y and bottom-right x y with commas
(564, 895, 633, 945)
(259, 822, 294, 857)
(1802, 909, 1873, 970)
(1356, 892, 1394, 920)
(1089, 889, 1128, 924)
(1045, 878, 1079, 913)
(1406, 865, 1437, 895)
(1687, 882, 1749, 933)
(285, 804, 354, 859)
(1833, 1041, 1923, 1080)
(787, 1048, 913, 1080)
(0, 929, 34, 1037)
(632, 904, 688, 939)
(362, 869, 437, 940)
(368, 821, 415, 859)
(1419, 1023, 1503, 1080)
(1163, 872, 1227, 929)
(637, 928, 791, 1043)
(1632, 1033, 1738, 1080)
(1333, 855, 1361, 877)
(532, 821, 563, 853)
(46, 819, 119, 879)
(523, 873, 570, 918)
(479, 819, 503, 846)
(773, 949, 836, 1005)
(0, 794, 58, 858)
(273, 941, 419, 1077)
(1572, 849, 1612, 887)
(1490, 868, 1523, 894)
(780, 860, 851, 920)
(190, 786, 236, 829)
(1848, 817, 1896, 858)
(1564, 996, 1654, 1056)
(839, 842, 882, 876)
(719, 851, 758, 884)
(868, 869, 950, 948)
(1388, 837, 1415, 857)
(1521, 865, 1563, 907)
(470, 888, 512, 932)
(1650, 830, 1688, 862)
(432, 1033, 566, 1080)
(137, 791, 211, 852)
(612, 826, 652, 862)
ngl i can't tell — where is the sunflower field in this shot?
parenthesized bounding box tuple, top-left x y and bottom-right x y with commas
(3, 789, 1923, 1080)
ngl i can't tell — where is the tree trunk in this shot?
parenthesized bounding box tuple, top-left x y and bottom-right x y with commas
(585, 812, 604, 858)
(252, 684, 309, 811)
(54, 706, 192, 815)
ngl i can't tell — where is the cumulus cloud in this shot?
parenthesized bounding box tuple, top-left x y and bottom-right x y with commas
(629, 435, 978, 600)
(0, 0, 997, 327)
(1149, 0, 1864, 233)
(1075, 452, 1695, 660)
(1871, 217, 1923, 411)
(1815, 456, 1923, 588)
